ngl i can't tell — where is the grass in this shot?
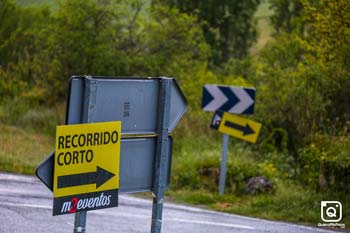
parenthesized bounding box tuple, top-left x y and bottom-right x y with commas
(0, 124, 54, 174)
(0, 101, 64, 174)
(166, 181, 350, 228)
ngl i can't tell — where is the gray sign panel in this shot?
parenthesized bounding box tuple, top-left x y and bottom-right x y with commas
(37, 76, 183, 194)
(67, 76, 187, 135)
(36, 137, 173, 194)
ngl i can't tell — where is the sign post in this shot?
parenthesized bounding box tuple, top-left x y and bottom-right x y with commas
(218, 134, 229, 195)
(151, 78, 171, 233)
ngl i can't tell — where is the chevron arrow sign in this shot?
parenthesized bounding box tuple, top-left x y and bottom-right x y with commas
(201, 85, 256, 114)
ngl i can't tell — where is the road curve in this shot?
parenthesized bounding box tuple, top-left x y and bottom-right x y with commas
(0, 173, 342, 233)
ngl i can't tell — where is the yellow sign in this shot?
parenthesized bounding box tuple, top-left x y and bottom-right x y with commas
(218, 113, 261, 143)
(53, 121, 121, 198)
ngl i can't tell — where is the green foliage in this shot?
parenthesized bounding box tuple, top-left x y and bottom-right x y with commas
(256, 33, 327, 151)
(252, 0, 350, 191)
(0, 100, 64, 134)
(302, 0, 350, 122)
(171, 135, 272, 194)
(0, 0, 50, 66)
(37, 0, 126, 100)
(0, 124, 54, 174)
(269, 0, 304, 34)
(0, 0, 19, 65)
(128, 4, 210, 77)
(220, 57, 258, 81)
(0, 1, 52, 103)
(172, 154, 265, 194)
(0, 98, 30, 124)
(159, 0, 261, 64)
(167, 180, 350, 226)
(0, 0, 210, 104)
(299, 133, 350, 191)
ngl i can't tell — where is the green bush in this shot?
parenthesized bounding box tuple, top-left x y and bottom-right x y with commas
(0, 100, 64, 135)
(226, 159, 263, 193)
(299, 134, 350, 191)
(0, 99, 31, 125)
(171, 136, 271, 194)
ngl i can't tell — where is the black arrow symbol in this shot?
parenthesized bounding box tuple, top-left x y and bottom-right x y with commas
(57, 166, 115, 189)
(224, 121, 255, 136)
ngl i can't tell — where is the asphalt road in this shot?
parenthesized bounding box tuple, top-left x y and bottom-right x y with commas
(0, 173, 343, 233)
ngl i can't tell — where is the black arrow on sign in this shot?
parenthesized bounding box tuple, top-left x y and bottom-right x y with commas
(224, 121, 255, 136)
(57, 166, 115, 189)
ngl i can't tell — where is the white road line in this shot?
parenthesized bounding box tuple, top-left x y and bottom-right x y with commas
(94, 209, 255, 230)
(0, 173, 38, 183)
(93, 209, 149, 219)
(0, 188, 50, 197)
(168, 218, 255, 230)
(0, 174, 339, 233)
(0, 202, 255, 230)
(118, 196, 336, 233)
(0, 202, 51, 210)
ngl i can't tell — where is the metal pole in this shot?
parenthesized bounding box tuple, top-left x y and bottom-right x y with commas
(74, 212, 87, 233)
(151, 78, 171, 233)
(73, 76, 97, 233)
(219, 134, 229, 195)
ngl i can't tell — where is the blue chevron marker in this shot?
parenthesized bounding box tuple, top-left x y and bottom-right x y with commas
(201, 85, 255, 115)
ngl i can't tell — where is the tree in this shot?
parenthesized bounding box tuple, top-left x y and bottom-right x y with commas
(302, 0, 350, 123)
(157, 0, 260, 64)
(128, 4, 210, 77)
(1, 0, 211, 104)
(0, 0, 19, 66)
(0, 0, 51, 103)
(0, 0, 50, 67)
(255, 0, 350, 189)
(269, 0, 304, 34)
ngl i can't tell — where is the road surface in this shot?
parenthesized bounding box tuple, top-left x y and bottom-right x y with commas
(0, 173, 342, 233)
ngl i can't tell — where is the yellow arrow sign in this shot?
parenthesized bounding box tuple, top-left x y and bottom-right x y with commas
(54, 121, 121, 197)
(218, 113, 261, 143)
(53, 121, 121, 215)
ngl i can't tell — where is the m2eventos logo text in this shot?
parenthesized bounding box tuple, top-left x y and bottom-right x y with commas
(61, 192, 111, 214)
